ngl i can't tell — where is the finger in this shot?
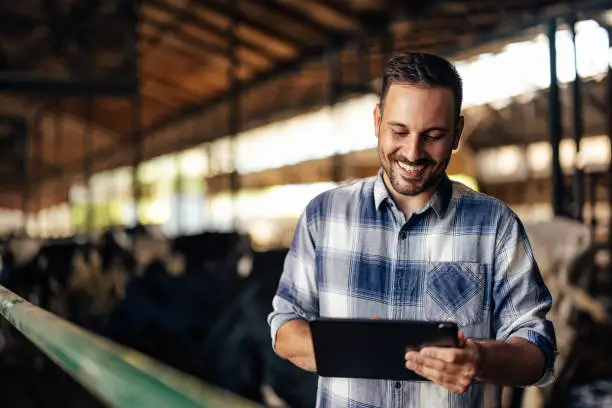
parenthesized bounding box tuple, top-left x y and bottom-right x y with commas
(406, 358, 460, 386)
(406, 354, 445, 371)
(371, 316, 381, 320)
(405, 353, 462, 375)
(457, 331, 467, 347)
(440, 380, 471, 394)
(422, 346, 481, 381)
(419, 346, 465, 364)
(406, 360, 470, 394)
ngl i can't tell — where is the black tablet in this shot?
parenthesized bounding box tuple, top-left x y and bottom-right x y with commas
(309, 318, 459, 381)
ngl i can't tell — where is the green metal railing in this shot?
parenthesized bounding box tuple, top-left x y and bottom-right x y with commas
(0, 285, 262, 408)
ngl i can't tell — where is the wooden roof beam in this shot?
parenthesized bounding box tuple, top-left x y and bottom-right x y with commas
(143, 0, 612, 136)
(192, 0, 309, 49)
(147, 0, 278, 62)
(253, 0, 345, 40)
(144, 0, 197, 50)
(307, 0, 361, 24)
(429, 0, 612, 60)
(143, 17, 232, 61)
(140, 69, 201, 99)
(39, 0, 612, 184)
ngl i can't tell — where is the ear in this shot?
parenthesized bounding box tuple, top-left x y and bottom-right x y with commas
(452, 115, 465, 150)
(374, 104, 382, 139)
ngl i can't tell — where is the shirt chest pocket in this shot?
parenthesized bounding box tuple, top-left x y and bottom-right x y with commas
(424, 262, 485, 327)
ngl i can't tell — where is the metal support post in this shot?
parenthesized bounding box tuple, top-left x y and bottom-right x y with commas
(131, 93, 142, 226)
(204, 144, 213, 229)
(54, 99, 63, 175)
(327, 46, 343, 183)
(569, 15, 584, 221)
(175, 155, 183, 236)
(21, 131, 29, 235)
(84, 97, 93, 237)
(23, 108, 44, 236)
(589, 173, 598, 242)
(54, 99, 63, 236)
(34, 109, 43, 226)
(228, 0, 240, 231)
(131, 0, 142, 227)
(547, 19, 566, 217)
(605, 27, 612, 256)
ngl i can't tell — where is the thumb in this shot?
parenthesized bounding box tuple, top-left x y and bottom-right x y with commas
(457, 331, 468, 347)
(371, 316, 381, 320)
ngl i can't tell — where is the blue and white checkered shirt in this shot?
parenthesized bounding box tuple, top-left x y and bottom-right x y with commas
(268, 170, 556, 408)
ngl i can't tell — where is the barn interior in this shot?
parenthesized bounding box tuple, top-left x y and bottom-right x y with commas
(0, 0, 612, 407)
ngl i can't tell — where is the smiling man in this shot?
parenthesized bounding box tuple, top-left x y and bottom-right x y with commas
(268, 52, 556, 408)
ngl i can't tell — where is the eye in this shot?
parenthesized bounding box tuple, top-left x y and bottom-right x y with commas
(424, 133, 445, 141)
(391, 128, 407, 135)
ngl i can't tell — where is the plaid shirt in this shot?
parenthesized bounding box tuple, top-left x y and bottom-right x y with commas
(268, 170, 556, 408)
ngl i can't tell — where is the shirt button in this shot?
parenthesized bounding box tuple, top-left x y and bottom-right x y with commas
(395, 381, 401, 389)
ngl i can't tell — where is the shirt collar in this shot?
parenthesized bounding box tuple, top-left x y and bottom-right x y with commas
(373, 168, 453, 219)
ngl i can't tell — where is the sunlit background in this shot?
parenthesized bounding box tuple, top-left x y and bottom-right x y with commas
(3, 18, 610, 249)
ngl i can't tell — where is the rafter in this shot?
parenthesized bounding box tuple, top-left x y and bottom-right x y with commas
(144, 0, 195, 50)
(140, 69, 201, 99)
(251, 0, 341, 40)
(140, 31, 212, 66)
(31, 0, 612, 186)
(144, 16, 230, 61)
(147, 0, 278, 62)
(192, 0, 309, 49)
(307, 0, 361, 23)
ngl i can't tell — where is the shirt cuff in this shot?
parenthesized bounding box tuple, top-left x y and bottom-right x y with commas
(268, 311, 304, 352)
(506, 329, 557, 387)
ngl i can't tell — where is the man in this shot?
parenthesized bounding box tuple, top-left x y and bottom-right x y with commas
(267, 52, 556, 407)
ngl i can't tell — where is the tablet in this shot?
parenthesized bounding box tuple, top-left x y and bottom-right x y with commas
(309, 318, 459, 381)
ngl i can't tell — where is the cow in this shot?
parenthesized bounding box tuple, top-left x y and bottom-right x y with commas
(1, 227, 319, 407)
(199, 249, 318, 407)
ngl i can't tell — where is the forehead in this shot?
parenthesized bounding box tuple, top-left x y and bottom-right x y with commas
(383, 84, 455, 124)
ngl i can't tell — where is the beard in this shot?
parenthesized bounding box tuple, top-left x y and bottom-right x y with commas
(379, 146, 452, 197)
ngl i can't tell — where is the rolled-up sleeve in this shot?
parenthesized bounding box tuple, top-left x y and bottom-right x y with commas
(492, 211, 557, 387)
(267, 208, 319, 351)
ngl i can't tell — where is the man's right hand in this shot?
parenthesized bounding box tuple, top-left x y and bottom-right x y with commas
(274, 320, 317, 372)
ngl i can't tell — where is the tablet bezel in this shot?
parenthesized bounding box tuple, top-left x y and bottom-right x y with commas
(309, 318, 459, 381)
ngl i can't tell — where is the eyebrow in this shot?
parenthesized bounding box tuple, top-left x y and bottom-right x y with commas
(387, 121, 450, 133)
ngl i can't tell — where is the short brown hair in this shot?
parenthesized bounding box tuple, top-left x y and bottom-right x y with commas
(380, 52, 463, 119)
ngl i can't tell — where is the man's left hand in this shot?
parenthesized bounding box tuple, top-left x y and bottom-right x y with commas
(405, 332, 482, 394)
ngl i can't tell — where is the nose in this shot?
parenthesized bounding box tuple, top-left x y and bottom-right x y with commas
(403, 133, 423, 163)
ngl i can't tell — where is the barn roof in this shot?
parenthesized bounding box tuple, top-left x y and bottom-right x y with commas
(0, 0, 610, 203)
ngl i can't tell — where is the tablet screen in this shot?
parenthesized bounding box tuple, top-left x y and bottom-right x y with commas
(310, 318, 458, 381)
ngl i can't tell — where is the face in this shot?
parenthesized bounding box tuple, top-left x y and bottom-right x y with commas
(374, 84, 463, 197)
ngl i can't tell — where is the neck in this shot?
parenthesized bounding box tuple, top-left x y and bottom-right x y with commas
(382, 172, 440, 219)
